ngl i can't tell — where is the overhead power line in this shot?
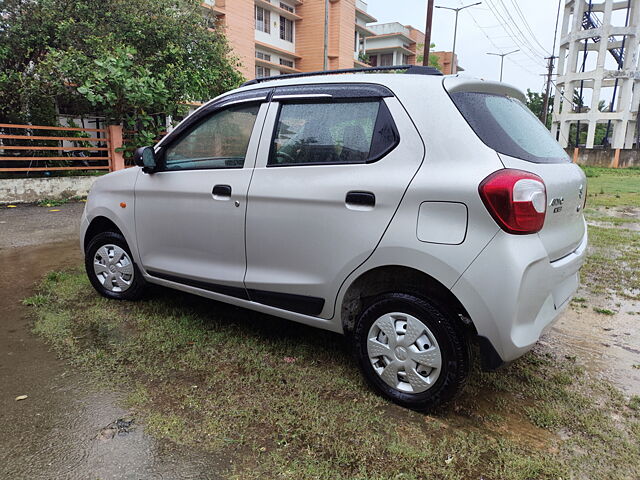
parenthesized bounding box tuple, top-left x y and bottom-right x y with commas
(483, 0, 547, 67)
(464, 5, 541, 76)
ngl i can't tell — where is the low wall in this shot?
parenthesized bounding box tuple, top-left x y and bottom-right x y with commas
(0, 176, 99, 204)
(566, 148, 640, 168)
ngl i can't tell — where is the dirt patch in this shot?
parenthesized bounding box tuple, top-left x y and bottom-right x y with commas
(550, 296, 640, 396)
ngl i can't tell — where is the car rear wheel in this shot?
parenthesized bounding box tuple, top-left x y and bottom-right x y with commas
(353, 293, 470, 411)
(85, 231, 146, 300)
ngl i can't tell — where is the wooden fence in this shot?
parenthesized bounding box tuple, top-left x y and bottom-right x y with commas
(0, 123, 124, 174)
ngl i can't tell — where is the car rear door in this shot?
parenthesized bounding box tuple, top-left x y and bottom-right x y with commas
(134, 90, 270, 293)
(243, 84, 425, 318)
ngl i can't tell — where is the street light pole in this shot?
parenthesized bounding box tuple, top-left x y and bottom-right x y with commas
(435, 2, 481, 74)
(486, 49, 519, 82)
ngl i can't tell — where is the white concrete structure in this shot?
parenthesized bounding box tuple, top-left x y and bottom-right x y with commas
(552, 0, 640, 149)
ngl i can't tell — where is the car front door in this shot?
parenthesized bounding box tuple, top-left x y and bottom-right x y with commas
(243, 84, 425, 318)
(135, 92, 270, 294)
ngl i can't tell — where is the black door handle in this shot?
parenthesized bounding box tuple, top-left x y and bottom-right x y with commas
(212, 184, 232, 197)
(346, 191, 375, 207)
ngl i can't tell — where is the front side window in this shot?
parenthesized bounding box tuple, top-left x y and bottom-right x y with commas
(255, 6, 270, 33)
(269, 100, 398, 166)
(280, 16, 293, 42)
(450, 92, 570, 164)
(164, 104, 260, 171)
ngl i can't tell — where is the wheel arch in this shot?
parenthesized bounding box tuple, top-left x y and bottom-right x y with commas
(83, 216, 124, 251)
(340, 265, 477, 338)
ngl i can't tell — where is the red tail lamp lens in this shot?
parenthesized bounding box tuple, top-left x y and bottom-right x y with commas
(479, 169, 546, 234)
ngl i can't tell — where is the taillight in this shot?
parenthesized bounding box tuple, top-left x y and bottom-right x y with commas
(479, 169, 546, 234)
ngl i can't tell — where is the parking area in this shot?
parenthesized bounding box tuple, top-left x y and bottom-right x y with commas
(1, 167, 639, 479)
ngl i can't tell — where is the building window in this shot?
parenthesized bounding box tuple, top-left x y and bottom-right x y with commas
(369, 55, 378, 67)
(255, 6, 270, 34)
(279, 2, 294, 13)
(256, 51, 272, 62)
(280, 16, 294, 42)
(380, 53, 394, 66)
(280, 58, 294, 68)
(402, 54, 409, 65)
(256, 65, 271, 78)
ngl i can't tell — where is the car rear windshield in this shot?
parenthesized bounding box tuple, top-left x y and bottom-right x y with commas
(450, 91, 570, 164)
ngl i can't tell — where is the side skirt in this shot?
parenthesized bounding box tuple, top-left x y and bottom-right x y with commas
(146, 270, 325, 316)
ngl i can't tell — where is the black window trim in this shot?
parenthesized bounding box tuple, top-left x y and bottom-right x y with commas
(266, 96, 399, 168)
(154, 90, 272, 173)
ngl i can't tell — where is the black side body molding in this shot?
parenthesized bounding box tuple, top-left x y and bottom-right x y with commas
(146, 270, 325, 316)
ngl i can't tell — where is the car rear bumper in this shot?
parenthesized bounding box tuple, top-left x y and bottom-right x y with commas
(452, 222, 588, 364)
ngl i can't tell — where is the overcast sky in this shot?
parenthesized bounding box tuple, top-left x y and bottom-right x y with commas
(366, 0, 562, 94)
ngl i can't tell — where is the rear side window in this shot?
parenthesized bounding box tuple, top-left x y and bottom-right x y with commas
(269, 100, 398, 166)
(450, 92, 569, 164)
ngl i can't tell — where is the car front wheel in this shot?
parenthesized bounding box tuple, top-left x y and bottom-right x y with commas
(353, 293, 470, 411)
(85, 231, 146, 300)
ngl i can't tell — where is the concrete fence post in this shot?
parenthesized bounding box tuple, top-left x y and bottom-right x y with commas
(612, 148, 621, 168)
(107, 125, 125, 172)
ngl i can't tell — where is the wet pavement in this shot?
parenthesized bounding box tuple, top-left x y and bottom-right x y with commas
(0, 205, 226, 479)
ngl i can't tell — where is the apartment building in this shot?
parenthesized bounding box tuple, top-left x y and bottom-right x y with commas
(203, 0, 378, 80)
(364, 22, 461, 74)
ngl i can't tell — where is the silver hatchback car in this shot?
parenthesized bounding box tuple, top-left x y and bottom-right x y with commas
(81, 66, 587, 410)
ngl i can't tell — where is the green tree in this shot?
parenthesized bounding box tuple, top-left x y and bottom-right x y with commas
(0, 0, 243, 143)
(416, 44, 442, 70)
(524, 89, 553, 129)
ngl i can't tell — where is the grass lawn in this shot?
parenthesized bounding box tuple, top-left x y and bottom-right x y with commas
(580, 166, 640, 299)
(25, 167, 640, 480)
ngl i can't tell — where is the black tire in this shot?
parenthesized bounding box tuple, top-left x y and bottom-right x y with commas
(85, 231, 146, 301)
(353, 293, 470, 411)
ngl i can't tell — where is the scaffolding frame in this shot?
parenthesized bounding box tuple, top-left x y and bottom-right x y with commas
(551, 0, 640, 149)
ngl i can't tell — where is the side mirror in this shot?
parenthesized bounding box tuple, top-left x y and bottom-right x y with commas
(134, 146, 157, 172)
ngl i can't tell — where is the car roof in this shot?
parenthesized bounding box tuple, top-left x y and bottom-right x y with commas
(199, 73, 526, 111)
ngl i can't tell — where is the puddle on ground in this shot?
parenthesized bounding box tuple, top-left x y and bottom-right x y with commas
(0, 241, 227, 479)
(548, 294, 640, 396)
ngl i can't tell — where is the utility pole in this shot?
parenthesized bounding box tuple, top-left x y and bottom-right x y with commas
(422, 0, 435, 66)
(540, 55, 557, 125)
(486, 49, 519, 82)
(435, 2, 481, 74)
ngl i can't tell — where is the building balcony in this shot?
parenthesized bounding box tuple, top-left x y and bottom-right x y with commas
(255, 40, 302, 59)
(255, 0, 302, 21)
(255, 58, 301, 74)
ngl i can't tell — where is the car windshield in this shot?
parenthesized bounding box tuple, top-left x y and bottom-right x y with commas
(450, 91, 570, 164)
